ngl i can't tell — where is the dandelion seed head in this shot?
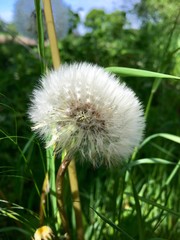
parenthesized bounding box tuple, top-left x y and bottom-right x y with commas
(29, 63, 145, 167)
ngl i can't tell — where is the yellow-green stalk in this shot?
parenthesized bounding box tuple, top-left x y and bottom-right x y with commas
(68, 160, 84, 239)
(43, 0, 60, 69)
(42, 0, 84, 239)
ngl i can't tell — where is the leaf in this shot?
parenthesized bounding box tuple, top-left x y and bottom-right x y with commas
(119, 158, 175, 175)
(0, 227, 31, 236)
(124, 192, 180, 218)
(106, 67, 180, 79)
(129, 158, 175, 167)
(90, 207, 135, 240)
(131, 177, 144, 240)
(140, 133, 180, 149)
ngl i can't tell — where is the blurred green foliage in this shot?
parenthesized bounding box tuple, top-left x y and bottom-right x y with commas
(0, 1, 180, 239)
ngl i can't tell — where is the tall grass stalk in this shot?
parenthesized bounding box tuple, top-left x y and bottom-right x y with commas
(34, 0, 60, 231)
(34, 0, 45, 72)
(131, 176, 145, 240)
(42, 0, 60, 69)
(42, 0, 84, 238)
(68, 159, 84, 239)
(34, 0, 53, 228)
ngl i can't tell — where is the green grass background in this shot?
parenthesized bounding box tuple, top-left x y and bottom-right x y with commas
(0, 1, 180, 239)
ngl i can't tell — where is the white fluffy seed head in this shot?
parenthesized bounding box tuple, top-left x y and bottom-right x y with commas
(29, 62, 145, 167)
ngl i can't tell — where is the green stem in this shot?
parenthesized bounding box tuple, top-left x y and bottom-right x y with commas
(46, 146, 60, 232)
(34, 0, 46, 72)
(56, 156, 71, 239)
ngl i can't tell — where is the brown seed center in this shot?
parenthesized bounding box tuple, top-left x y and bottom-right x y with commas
(68, 102, 105, 132)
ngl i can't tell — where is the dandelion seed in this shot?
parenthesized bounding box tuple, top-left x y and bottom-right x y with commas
(29, 62, 145, 166)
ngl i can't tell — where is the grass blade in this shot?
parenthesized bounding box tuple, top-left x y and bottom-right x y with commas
(90, 206, 135, 240)
(124, 192, 180, 218)
(131, 177, 145, 240)
(140, 133, 180, 149)
(106, 67, 180, 79)
(34, 0, 46, 72)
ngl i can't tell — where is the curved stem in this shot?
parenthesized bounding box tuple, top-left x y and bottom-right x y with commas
(56, 157, 71, 239)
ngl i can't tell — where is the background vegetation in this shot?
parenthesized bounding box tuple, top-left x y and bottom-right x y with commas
(0, 0, 180, 239)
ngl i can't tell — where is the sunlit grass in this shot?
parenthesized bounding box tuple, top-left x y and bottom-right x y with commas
(0, 1, 180, 239)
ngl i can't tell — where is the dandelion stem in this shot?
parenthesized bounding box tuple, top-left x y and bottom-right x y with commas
(46, 146, 60, 231)
(68, 160, 84, 240)
(56, 156, 71, 239)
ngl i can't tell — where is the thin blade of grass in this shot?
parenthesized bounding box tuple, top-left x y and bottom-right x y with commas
(34, 0, 46, 72)
(120, 158, 175, 176)
(90, 206, 135, 240)
(139, 133, 180, 149)
(106, 67, 180, 79)
(0, 227, 31, 236)
(165, 159, 180, 186)
(124, 192, 180, 218)
(131, 177, 145, 240)
(129, 158, 175, 167)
